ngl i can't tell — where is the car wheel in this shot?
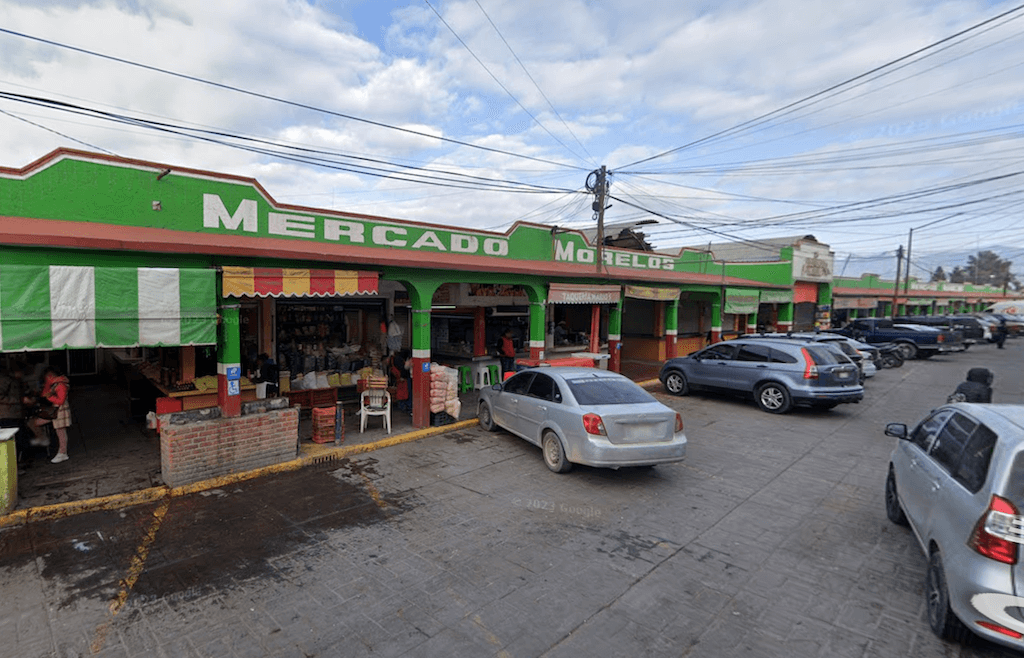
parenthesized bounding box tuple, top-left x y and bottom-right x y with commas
(926, 550, 970, 642)
(755, 382, 792, 414)
(542, 430, 572, 473)
(898, 342, 918, 360)
(885, 468, 908, 526)
(478, 402, 497, 432)
(663, 371, 689, 396)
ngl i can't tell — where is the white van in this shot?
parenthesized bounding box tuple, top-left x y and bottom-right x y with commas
(984, 300, 1024, 314)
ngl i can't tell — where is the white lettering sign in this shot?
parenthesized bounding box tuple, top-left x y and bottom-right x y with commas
(203, 195, 257, 232)
(372, 226, 407, 247)
(324, 219, 365, 243)
(268, 213, 316, 238)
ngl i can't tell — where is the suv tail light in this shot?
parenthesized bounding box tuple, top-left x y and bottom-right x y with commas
(582, 413, 607, 436)
(675, 413, 684, 433)
(938, 334, 945, 343)
(800, 347, 819, 380)
(968, 495, 1023, 564)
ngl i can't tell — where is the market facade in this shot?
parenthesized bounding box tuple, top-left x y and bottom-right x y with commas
(0, 149, 1007, 485)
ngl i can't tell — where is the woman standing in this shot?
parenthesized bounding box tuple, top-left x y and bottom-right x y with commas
(27, 365, 72, 463)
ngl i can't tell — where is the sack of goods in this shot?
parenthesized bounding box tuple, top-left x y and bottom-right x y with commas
(428, 364, 461, 417)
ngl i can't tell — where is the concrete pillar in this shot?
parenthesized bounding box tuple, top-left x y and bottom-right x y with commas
(473, 307, 486, 357)
(776, 303, 793, 332)
(217, 304, 242, 418)
(665, 299, 679, 359)
(529, 300, 545, 360)
(710, 298, 723, 343)
(608, 295, 623, 373)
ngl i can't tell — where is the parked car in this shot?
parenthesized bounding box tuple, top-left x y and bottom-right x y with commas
(884, 404, 1024, 649)
(477, 367, 686, 473)
(833, 317, 963, 359)
(659, 337, 863, 413)
(742, 332, 875, 381)
(894, 315, 985, 346)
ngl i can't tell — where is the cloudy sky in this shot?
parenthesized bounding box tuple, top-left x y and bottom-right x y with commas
(1, 0, 1023, 279)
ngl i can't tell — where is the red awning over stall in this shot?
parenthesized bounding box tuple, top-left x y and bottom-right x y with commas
(222, 267, 378, 298)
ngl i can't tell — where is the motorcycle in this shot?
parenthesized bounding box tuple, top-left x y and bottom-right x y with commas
(876, 343, 905, 369)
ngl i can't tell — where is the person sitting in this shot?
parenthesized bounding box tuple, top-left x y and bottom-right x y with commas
(554, 321, 568, 345)
(252, 353, 279, 397)
(948, 367, 993, 403)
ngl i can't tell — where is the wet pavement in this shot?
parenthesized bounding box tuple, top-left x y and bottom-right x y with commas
(1, 341, 1022, 657)
(13, 382, 479, 510)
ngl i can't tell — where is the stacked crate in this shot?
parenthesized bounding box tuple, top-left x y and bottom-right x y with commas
(311, 406, 337, 444)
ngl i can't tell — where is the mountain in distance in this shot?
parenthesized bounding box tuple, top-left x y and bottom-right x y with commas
(835, 244, 1021, 283)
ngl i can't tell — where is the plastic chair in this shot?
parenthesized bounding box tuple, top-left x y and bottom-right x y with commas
(359, 388, 392, 434)
(458, 366, 473, 393)
(488, 364, 501, 385)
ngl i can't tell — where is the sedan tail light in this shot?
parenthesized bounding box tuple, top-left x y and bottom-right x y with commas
(675, 413, 684, 433)
(582, 413, 607, 436)
(800, 347, 819, 380)
(968, 495, 1023, 564)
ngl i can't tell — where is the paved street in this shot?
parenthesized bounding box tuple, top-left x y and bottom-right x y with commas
(2, 341, 1023, 658)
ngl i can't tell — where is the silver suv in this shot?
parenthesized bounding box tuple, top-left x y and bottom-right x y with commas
(885, 404, 1024, 649)
(659, 337, 863, 413)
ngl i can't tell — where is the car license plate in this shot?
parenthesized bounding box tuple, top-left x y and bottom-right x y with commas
(837, 371, 850, 379)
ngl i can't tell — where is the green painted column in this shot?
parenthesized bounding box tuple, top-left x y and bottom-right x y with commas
(710, 298, 723, 343)
(608, 294, 623, 372)
(665, 299, 679, 359)
(404, 281, 437, 429)
(776, 303, 794, 332)
(529, 301, 546, 359)
(217, 304, 242, 417)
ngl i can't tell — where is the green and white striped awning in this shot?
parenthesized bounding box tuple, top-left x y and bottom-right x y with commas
(0, 265, 217, 351)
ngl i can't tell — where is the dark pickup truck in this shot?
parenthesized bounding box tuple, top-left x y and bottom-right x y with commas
(831, 318, 964, 359)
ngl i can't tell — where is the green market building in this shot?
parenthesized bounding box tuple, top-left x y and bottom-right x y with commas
(0, 149, 1007, 482)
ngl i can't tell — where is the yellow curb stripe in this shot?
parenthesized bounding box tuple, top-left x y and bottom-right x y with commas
(0, 420, 479, 527)
(90, 496, 172, 654)
(637, 378, 661, 388)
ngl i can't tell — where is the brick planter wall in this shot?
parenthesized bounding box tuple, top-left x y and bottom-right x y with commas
(159, 405, 298, 488)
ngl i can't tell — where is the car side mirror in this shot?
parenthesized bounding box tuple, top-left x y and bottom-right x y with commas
(884, 423, 908, 439)
(491, 383, 502, 391)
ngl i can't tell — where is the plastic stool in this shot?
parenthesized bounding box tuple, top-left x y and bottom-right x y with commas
(458, 366, 473, 393)
(473, 363, 493, 390)
(488, 364, 500, 385)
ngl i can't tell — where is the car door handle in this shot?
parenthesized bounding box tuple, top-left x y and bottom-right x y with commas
(538, 406, 547, 412)
(756, 365, 767, 368)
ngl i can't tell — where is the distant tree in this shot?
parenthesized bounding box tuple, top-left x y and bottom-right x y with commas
(965, 250, 1017, 288)
(930, 266, 946, 282)
(949, 266, 967, 283)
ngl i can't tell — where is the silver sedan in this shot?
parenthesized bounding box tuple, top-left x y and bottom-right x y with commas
(478, 367, 686, 473)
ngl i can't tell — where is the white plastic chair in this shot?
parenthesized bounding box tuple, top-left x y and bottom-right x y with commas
(359, 388, 392, 433)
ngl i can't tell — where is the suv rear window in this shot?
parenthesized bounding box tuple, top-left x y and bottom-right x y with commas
(802, 345, 847, 365)
(953, 423, 997, 493)
(565, 377, 655, 405)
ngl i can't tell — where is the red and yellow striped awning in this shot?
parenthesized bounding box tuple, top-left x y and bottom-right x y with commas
(222, 267, 378, 298)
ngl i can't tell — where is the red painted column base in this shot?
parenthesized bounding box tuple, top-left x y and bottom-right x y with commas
(608, 339, 620, 373)
(710, 330, 722, 343)
(473, 307, 487, 358)
(665, 335, 677, 359)
(217, 374, 242, 418)
(412, 357, 430, 429)
(530, 346, 543, 360)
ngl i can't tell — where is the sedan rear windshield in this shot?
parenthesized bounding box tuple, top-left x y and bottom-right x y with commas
(565, 377, 656, 405)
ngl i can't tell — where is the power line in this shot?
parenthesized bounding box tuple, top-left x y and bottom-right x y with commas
(470, 0, 595, 165)
(0, 90, 580, 195)
(423, 0, 589, 165)
(0, 107, 117, 156)
(617, 2, 1024, 169)
(0, 27, 586, 173)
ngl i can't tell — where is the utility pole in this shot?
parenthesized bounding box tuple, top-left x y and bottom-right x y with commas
(588, 166, 609, 273)
(891, 245, 903, 319)
(903, 228, 913, 294)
